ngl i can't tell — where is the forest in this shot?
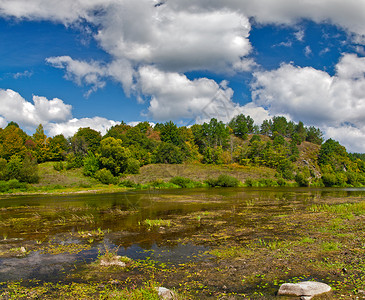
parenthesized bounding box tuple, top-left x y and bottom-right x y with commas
(0, 115, 364, 189)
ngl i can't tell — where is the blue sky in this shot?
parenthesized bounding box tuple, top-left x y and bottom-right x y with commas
(0, 1, 365, 152)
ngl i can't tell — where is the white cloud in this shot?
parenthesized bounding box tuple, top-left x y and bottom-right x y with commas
(0, 88, 119, 137)
(13, 70, 33, 79)
(138, 66, 233, 122)
(46, 117, 120, 137)
(46, 56, 107, 97)
(251, 53, 365, 152)
(137, 66, 270, 125)
(0, 117, 7, 128)
(324, 125, 365, 153)
(0, 89, 72, 129)
(294, 29, 305, 41)
(304, 45, 312, 57)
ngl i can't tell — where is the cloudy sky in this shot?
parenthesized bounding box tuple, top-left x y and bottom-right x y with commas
(1, 0, 365, 152)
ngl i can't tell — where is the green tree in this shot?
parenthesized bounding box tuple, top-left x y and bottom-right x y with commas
(0, 125, 28, 160)
(83, 152, 100, 177)
(32, 124, 51, 163)
(260, 119, 272, 136)
(48, 134, 70, 161)
(71, 127, 102, 155)
(229, 114, 255, 140)
(318, 139, 350, 172)
(159, 121, 182, 146)
(98, 137, 132, 176)
(153, 142, 183, 164)
(306, 126, 323, 145)
(272, 116, 288, 136)
(296, 121, 307, 143)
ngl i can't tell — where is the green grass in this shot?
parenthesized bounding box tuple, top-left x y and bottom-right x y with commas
(0, 281, 164, 299)
(309, 201, 365, 216)
(141, 219, 172, 228)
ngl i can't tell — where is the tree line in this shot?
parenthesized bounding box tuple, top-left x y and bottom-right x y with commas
(0, 115, 364, 187)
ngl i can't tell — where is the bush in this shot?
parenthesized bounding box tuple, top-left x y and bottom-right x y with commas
(119, 179, 136, 188)
(169, 176, 194, 188)
(258, 178, 279, 187)
(206, 174, 240, 187)
(0, 179, 27, 193)
(66, 153, 84, 170)
(53, 161, 64, 172)
(295, 173, 309, 187)
(322, 173, 338, 187)
(276, 178, 287, 186)
(83, 153, 99, 176)
(94, 168, 117, 185)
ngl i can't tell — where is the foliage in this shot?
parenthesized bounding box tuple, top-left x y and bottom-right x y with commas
(0, 179, 28, 193)
(206, 174, 240, 187)
(125, 158, 140, 174)
(153, 142, 183, 164)
(159, 121, 182, 146)
(83, 152, 100, 177)
(169, 176, 195, 188)
(229, 114, 255, 140)
(65, 153, 84, 170)
(98, 137, 132, 175)
(295, 172, 310, 187)
(71, 127, 102, 155)
(94, 168, 117, 184)
(53, 161, 64, 171)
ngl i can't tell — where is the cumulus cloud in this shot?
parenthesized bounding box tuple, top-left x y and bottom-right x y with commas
(46, 117, 120, 137)
(0, 88, 118, 137)
(0, 89, 72, 128)
(137, 66, 270, 124)
(251, 53, 365, 152)
(46, 56, 135, 96)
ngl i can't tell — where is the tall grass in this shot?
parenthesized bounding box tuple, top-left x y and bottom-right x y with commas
(309, 202, 365, 216)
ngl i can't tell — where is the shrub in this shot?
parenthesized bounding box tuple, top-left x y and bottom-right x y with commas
(53, 161, 64, 172)
(322, 173, 338, 187)
(119, 179, 136, 188)
(295, 172, 309, 187)
(83, 153, 99, 176)
(65, 153, 84, 170)
(258, 178, 278, 187)
(170, 176, 194, 188)
(0, 179, 27, 193)
(216, 174, 240, 187)
(94, 168, 117, 185)
(206, 174, 240, 187)
(276, 178, 287, 186)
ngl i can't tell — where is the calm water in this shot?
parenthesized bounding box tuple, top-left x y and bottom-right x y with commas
(0, 187, 364, 283)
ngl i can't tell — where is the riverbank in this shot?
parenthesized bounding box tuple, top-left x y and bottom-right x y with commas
(0, 162, 283, 196)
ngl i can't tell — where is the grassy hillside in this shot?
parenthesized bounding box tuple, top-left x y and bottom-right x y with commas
(125, 163, 277, 184)
(33, 140, 322, 191)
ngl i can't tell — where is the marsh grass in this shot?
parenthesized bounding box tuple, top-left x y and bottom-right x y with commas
(309, 201, 365, 216)
(0, 281, 163, 300)
(141, 219, 172, 228)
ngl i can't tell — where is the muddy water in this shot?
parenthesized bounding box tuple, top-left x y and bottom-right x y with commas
(0, 187, 364, 297)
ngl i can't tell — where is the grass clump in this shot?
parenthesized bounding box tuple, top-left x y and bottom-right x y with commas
(141, 219, 172, 228)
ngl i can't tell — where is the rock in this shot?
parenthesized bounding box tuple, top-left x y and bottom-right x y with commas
(156, 287, 176, 300)
(278, 281, 331, 299)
